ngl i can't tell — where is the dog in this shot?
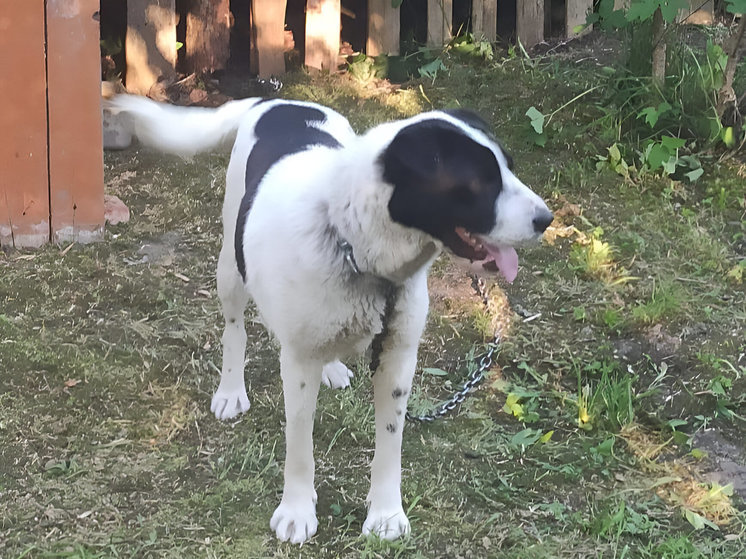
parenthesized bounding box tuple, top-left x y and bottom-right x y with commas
(106, 94, 553, 544)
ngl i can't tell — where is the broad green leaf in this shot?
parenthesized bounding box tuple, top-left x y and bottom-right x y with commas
(661, 0, 690, 22)
(423, 367, 448, 376)
(685, 168, 704, 182)
(684, 509, 719, 531)
(626, 1, 658, 22)
(525, 106, 545, 134)
(511, 428, 542, 447)
(662, 155, 678, 175)
(503, 393, 524, 419)
(725, 0, 746, 14)
(660, 135, 686, 150)
(539, 430, 554, 443)
(646, 143, 668, 170)
(722, 126, 736, 148)
(418, 58, 445, 79)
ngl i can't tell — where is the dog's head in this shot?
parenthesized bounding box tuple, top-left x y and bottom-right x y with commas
(381, 109, 552, 283)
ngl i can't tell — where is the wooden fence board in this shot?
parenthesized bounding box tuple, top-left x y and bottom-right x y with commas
(367, 0, 400, 56)
(126, 0, 177, 95)
(0, 0, 50, 247)
(306, 0, 341, 71)
(46, 0, 104, 243)
(516, 0, 544, 48)
(427, 0, 452, 47)
(253, 0, 287, 77)
(472, 0, 497, 42)
(566, 0, 593, 37)
(186, 0, 231, 74)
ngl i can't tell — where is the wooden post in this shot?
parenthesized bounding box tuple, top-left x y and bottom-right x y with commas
(126, 0, 177, 95)
(472, 0, 497, 42)
(0, 0, 50, 247)
(566, 0, 593, 37)
(427, 0, 452, 47)
(252, 0, 287, 77)
(46, 0, 104, 243)
(516, 0, 543, 49)
(367, 0, 400, 56)
(305, 0, 340, 71)
(185, 0, 231, 74)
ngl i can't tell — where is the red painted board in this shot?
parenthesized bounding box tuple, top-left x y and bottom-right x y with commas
(0, 1, 51, 248)
(46, 0, 105, 243)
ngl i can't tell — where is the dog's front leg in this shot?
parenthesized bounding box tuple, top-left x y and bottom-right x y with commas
(363, 278, 428, 540)
(363, 343, 417, 539)
(270, 348, 322, 544)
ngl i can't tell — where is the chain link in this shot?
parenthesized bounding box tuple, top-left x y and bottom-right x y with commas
(406, 275, 501, 423)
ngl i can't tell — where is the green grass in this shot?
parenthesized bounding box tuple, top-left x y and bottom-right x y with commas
(2, 48, 745, 558)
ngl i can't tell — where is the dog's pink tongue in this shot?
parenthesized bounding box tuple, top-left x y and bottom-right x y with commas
(486, 246, 519, 283)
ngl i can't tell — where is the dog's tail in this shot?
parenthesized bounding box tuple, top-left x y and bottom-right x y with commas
(105, 94, 263, 157)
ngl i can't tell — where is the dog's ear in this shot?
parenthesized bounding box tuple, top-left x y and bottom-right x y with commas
(440, 109, 493, 137)
(381, 119, 502, 238)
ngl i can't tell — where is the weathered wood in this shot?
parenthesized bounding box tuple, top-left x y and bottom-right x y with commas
(367, 0, 400, 56)
(0, 0, 50, 247)
(566, 0, 593, 37)
(46, 0, 105, 243)
(306, 0, 341, 71)
(126, 0, 177, 95)
(427, 0, 452, 47)
(516, 0, 544, 49)
(472, 0, 497, 42)
(678, 0, 714, 24)
(185, 0, 231, 74)
(252, 0, 286, 77)
(652, 7, 666, 87)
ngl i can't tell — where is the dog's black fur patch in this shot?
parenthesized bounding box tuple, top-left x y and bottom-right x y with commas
(235, 104, 341, 280)
(382, 119, 502, 260)
(442, 109, 514, 171)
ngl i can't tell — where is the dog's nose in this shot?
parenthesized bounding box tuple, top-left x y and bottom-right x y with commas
(532, 209, 554, 233)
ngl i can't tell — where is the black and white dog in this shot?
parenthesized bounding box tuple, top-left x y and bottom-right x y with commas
(107, 95, 553, 543)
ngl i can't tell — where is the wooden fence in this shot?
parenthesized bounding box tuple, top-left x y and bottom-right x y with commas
(0, 0, 717, 248)
(0, 0, 104, 248)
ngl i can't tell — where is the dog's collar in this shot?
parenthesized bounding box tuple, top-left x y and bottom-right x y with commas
(337, 238, 439, 283)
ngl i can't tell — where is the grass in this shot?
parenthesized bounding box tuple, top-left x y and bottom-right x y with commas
(2, 41, 746, 558)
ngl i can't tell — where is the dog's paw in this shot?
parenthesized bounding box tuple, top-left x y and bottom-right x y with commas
(270, 501, 318, 544)
(321, 361, 354, 389)
(210, 389, 250, 420)
(362, 508, 410, 540)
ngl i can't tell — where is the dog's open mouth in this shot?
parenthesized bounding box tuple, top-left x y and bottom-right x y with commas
(450, 227, 519, 283)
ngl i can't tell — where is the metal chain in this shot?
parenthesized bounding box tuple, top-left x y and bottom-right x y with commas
(406, 275, 501, 423)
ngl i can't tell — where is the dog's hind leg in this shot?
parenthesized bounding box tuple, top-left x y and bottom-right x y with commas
(321, 360, 354, 389)
(270, 348, 322, 544)
(211, 246, 251, 420)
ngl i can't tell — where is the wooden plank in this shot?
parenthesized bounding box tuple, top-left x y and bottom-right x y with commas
(472, 0, 497, 42)
(186, 0, 231, 74)
(0, 0, 50, 248)
(678, 0, 714, 24)
(367, 0, 400, 56)
(252, 0, 287, 77)
(566, 0, 593, 37)
(427, 0, 453, 47)
(46, 0, 104, 243)
(305, 0, 340, 71)
(126, 0, 177, 95)
(516, 0, 544, 49)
